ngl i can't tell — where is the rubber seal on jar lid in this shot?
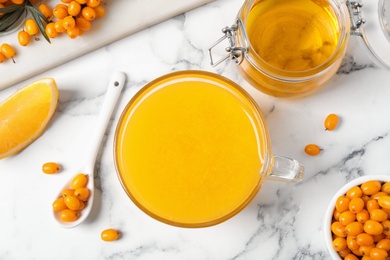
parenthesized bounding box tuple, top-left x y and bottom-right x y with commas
(355, 0, 390, 69)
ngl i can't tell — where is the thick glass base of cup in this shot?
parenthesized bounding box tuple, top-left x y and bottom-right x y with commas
(237, 55, 345, 98)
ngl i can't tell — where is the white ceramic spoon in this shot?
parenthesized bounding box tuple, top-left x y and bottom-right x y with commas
(53, 71, 126, 228)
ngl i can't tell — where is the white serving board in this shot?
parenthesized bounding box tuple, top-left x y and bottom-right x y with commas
(0, 0, 214, 90)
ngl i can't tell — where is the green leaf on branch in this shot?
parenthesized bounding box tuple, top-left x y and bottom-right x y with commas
(0, 1, 51, 43)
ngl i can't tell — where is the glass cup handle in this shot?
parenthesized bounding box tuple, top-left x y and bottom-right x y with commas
(266, 155, 304, 182)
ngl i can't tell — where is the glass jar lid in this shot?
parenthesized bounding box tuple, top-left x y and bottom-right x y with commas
(352, 0, 390, 69)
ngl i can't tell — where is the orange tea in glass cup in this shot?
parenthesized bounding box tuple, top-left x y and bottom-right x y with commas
(114, 71, 303, 228)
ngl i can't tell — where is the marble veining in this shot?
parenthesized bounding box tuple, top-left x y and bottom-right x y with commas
(1, 0, 390, 259)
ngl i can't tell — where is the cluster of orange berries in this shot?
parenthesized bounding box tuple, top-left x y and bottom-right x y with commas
(52, 172, 90, 222)
(18, 0, 105, 45)
(0, 0, 105, 63)
(42, 162, 121, 242)
(304, 113, 339, 156)
(43, 162, 120, 241)
(42, 162, 91, 222)
(0, 0, 34, 9)
(0, 0, 36, 63)
(331, 180, 390, 260)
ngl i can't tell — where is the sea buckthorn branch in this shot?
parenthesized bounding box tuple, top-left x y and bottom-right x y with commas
(0, 0, 50, 42)
(26, 1, 50, 42)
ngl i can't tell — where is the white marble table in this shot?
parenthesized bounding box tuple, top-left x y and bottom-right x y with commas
(1, 0, 389, 259)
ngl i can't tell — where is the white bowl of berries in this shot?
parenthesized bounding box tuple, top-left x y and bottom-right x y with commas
(324, 175, 390, 259)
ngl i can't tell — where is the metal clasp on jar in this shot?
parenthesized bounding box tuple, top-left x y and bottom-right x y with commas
(208, 18, 250, 67)
(347, 0, 366, 35)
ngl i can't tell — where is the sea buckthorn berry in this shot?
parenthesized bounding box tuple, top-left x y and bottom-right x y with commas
(339, 211, 356, 226)
(74, 187, 90, 201)
(77, 28, 84, 37)
(332, 221, 347, 237)
(53, 4, 69, 19)
(71, 173, 88, 189)
(64, 195, 81, 210)
(364, 220, 384, 236)
(63, 16, 76, 30)
(59, 209, 79, 222)
(362, 194, 371, 203)
(11, 0, 24, 4)
(101, 229, 120, 242)
(373, 233, 385, 243)
(61, 0, 72, 3)
(336, 195, 351, 213)
(344, 254, 359, 260)
(349, 197, 365, 213)
(381, 220, 390, 236)
(45, 23, 58, 38)
(369, 209, 388, 222)
(324, 113, 339, 131)
(356, 233, 374, 246)
(351, 249, 362, 257)
(347, 236, 359, 250)
(94, 5, 105, 18)
(42, 162, 61, 174)
(334, 209, 341, 221)
(356, 209, 370, 224)
(378, 196, 390, 209)
(381, 182, 390, 193)
(369, 247, 388, 259)
(366, 199, 380, 213)
(68, 1, 81, 16)
(0, 43, 16, 63)
(86, 0, 100, 8)
(25, 18, 39, 36)
(52, 197, 67, 212)
(0, 52, 5, 63)
(345, 222, 364, 236)
(76, 17, 91, 31)
(18, 30, 30, 46)
(361, 180, 382, 195)
(81, 6, 96, 21)
(78, 200, 86, 210)
(339, 248, 352, 258)
(76, 0, 87, 4)
(371, 191, 388, 200)
(61, 188, 75, 197)
(67, 26, 80, 39)
(381, 207, 390, 217)
(359, 244, 375, 257)
(333, 237, 347, 252)
(304, 144, 321, 156)
(347, 186, 363, 199)
(376, 238, 390, 251)
(54, 20, 66, 33)
(38, 4, 52, 19)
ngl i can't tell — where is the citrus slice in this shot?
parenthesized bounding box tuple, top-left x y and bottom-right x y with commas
(0, 78, 58, 159)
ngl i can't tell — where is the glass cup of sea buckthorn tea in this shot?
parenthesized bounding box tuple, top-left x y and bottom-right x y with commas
(114, 70, 304, 228)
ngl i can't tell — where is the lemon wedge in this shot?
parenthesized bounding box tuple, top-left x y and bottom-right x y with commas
(0, 78, 58, 159)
